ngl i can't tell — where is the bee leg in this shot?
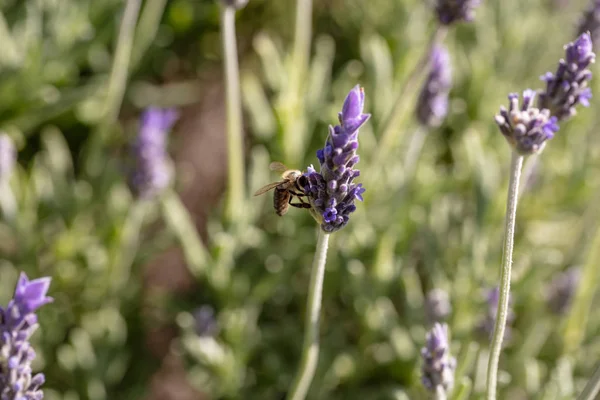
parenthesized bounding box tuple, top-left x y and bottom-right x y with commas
(289, 202, 312, 209)
(288, 195, 311, 209)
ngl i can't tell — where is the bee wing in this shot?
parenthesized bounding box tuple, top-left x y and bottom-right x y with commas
(253, 181, 284, 196)
(269, 161, 289, 173)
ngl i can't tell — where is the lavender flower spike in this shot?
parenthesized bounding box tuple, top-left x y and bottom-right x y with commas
(129, 107, 178, 199)
(538, 32, 595, 121)
(435, 0, 481, 25)
(546, 268, 581, 315)
(421, 323, 456, 393)
(0, 273, 53, 400)
(495, 90, 559, 155)
(303, 85, 370, 232)
(416, 45, 452, 128)
(577, 1, 600, 51)
(0, 134, 16, 184)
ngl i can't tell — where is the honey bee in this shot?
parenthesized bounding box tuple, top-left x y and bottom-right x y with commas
(253, 162, 311, 216)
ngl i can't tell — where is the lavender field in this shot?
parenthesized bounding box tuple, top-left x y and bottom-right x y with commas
(1, 0, 600, 399)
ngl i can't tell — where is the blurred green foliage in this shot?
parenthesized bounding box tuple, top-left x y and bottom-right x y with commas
(2, 0, 600, 399)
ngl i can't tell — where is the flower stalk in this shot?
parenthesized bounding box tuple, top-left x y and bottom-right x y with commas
(485, 151, 523, 400)
(578, 361, 600, 400)
(220, 3, 246, 225)
(286, 230, 330, 400)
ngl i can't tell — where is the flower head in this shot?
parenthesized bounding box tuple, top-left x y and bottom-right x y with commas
(129, 107, 178, 199)
(0, 273, 53, 400)
(425, 288, 452, 324)
(416, 45, 452, 128)
(303, 86, 370, 232)
(421, 323, 456, 393)
(538, 33, 595, 121)
(0, 134, 16, 184)
(495, 90, 559, 155)
(546, 268, 581, 315)
(577, 1, 600, 50)
(435, 0, 481, 25)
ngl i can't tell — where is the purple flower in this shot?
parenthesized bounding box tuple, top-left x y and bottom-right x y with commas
(421, 323, 456, 393)
(577, 1, 600, 50)
(546, 268, 581, 315)
(303, 86, 370, 232)
(192, 306, 219, 337)
(495, 90, 559, 155)
(476, 287, 515, 341)
(0, 134, 16, 184)
(538, 33, 595, 121)
(129, 107, 178, 199)
(435, 0, 481, 25)
(0, 273, 53, 400)
(416, 45, 452, 128)
(424, 289, 452, 324)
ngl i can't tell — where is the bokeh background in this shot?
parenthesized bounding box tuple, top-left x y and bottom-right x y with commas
(2, 0, 600, 399)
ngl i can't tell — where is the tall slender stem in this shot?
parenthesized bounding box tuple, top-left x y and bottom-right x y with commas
(220, 6, 245, 225)
(0, 181, 16, 222)
(374, 26, 447, 165)
(282, 0, 313, 164)
(436, 385, 448, 400)
(578, 362, 600, 400)
(103, 0, 142, 124)
(286, 230, 330, 400)
(86, 0, 141, 176)
(563, 214, 600, 354)
(160, 189, 210, 278)
(485, 152, 523, 400)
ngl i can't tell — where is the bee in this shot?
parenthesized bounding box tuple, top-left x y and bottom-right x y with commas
(253, 162, 312, 216)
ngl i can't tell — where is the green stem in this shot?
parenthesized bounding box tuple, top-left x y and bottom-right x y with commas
(0, 181, 16, 222)
(220, 5, 245, 225)
(103, 0, 142, 123)
(435, 386, 448, 400)
(86, 0, 141, 176)
(563, 216, 600, 354)
(485, 151, 523, 400)
(403, 126, 428, 183)
(287, 230, 330, 400)
(160, 189, 210, 278)
(109, 200, 150, 292)
(282, 0, 313, 164)
(130, 0, 169, 69)
(578, 362, 600, 400)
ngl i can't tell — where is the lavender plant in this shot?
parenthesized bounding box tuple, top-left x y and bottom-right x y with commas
(128, 107, 178, 199)
(0, 273, 52, 400)
(303, 85, 370, 233)
(415, 45, 452, 129)
(435, 0, 482, 26)
(421, 323, 456, 399)
(546, 268, 580, 315)
(286, 86, 370, 400)
(578, 1, 600, 50)
(486, 33, 595, 400)
(538, 32, 595, 122)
